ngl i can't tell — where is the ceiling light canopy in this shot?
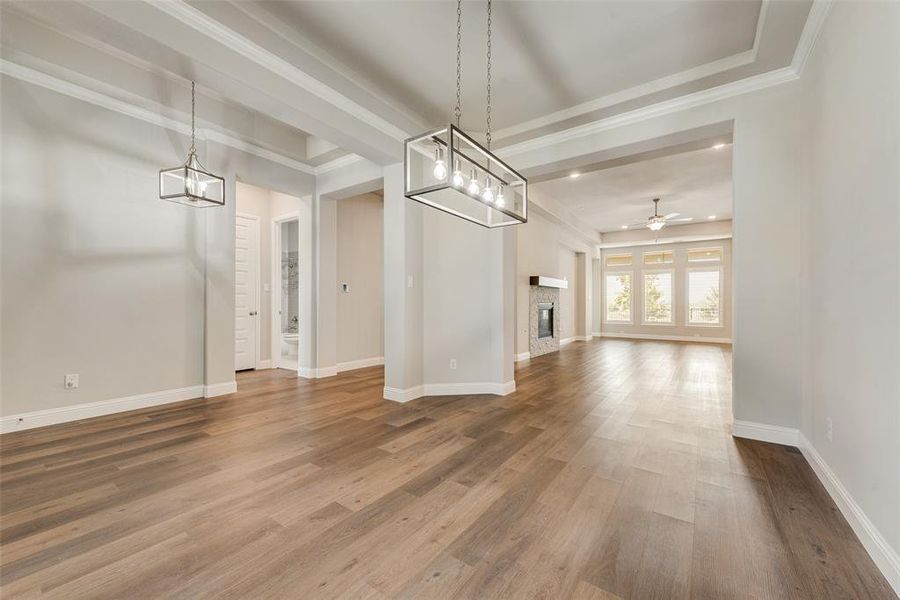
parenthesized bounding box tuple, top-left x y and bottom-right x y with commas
(159, 82, 224, 208)
(404, 0, 526, 228)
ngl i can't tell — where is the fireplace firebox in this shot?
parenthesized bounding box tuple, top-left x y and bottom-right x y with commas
(538, 303, 554, 339)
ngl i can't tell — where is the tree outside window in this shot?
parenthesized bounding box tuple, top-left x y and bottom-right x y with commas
(644, 272, 672, 322)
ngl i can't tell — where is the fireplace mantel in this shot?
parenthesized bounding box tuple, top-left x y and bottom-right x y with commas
(529, 275, 568, 289)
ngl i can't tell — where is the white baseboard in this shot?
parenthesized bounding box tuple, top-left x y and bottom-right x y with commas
(0, 385, 204, 434)
(733, 420, 900, 595)
(732, 419, 800, 446)
(798, 434, 900, 596)
(515, 351, 531, 362)
(204, 381, 237, 398)
(336, 356, 384, 373)
(384, 380, 516, 403)
(560, 337, 574, 346)
(298, 366, 338, 379)
(572, 335, 592, 342)
(383, 385, 425, 403)
(256, 360, 273, 370)
(598, 332, 732, 344)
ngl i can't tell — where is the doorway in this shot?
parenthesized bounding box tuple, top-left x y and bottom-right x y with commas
(272, 215, 300, 370)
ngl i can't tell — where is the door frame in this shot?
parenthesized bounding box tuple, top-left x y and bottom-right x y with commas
(235, 211, 262, 371)
(271, 212, 301, 371)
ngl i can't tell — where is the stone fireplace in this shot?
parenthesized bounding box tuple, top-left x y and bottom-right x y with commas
(529, 276, 566, 358)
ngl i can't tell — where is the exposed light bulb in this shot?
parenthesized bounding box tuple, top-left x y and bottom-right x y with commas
(712, 143, 726, 150)
(648, 221, 665, 231)
(467, 170, 480, 195)
(481, 177, 493, 203)
(432, 148, 447, 180)
(433, 160, 447, 180)
(495, 186, 505, 207)
(708, 215, 716, 220)
(451, 159, 464, 187)
(621, 225, 628, 229)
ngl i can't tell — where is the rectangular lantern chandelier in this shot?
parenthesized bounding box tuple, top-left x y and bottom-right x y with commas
(404, 0, 526, 228)
(159, 81, 225, 208)
(404, 124, 527, 228)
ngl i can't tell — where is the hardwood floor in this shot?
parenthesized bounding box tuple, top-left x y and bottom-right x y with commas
(0, 339, 895, 599)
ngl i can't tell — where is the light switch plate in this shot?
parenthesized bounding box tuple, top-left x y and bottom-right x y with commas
(65, 374, 79, 389)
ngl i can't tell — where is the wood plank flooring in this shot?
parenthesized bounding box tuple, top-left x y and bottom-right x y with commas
(1, 339, 895, 599)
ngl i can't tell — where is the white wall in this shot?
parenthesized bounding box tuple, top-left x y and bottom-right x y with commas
(598, 239, 732, 341)
(801, 0, 900, 575)
(515, 211, 594, 355)
(336, 193, 384, 365)
(558, 246, 577, 341)
(383, 163, 514, 398)
(0, 77, 314, 420)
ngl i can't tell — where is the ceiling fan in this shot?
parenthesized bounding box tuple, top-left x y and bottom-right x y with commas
(629, 198, 693, 231)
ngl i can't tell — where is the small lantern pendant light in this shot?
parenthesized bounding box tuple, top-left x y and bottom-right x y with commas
(159, 81, 225, 207)
(404, 0, 527, 228)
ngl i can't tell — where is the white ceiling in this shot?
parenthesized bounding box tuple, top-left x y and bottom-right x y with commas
(532, 144, 734, 233)
(260, 0, 811, 142)
(1, 0, 813, 165)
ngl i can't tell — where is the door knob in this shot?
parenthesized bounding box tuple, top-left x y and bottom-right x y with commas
(249, 311, 257, 316)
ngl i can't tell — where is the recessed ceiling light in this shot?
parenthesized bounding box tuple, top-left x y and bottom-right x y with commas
(708, 215, 716, 220)
(712, 143, 726, 150)
(621, 225, 628, 229)
(569, 172, 580, 179)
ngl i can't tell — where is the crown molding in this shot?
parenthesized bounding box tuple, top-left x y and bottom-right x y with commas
(791, 0, 833, 75)
(492, 0, 769, 142)
(498, 0, 834, 159)
(498, 66, 797, 160)
(314, 153, 365, 175)
(0, 58, 359, 177)
(598, 232, 732, 250)
(152, 0, 410, 143)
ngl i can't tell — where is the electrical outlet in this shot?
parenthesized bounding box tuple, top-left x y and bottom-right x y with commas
(64, 374, 79, 389)
(407, 275, 414, 288)
(449, 359, 457, 370)
(825, 417, 833, 441)
(341, 283, 350, 293)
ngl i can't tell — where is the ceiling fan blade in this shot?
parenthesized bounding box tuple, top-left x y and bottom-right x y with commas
(662, 212, 680, 219)
(670, 217, 694, 222)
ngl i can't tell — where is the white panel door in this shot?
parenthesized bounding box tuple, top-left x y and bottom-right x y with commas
(235, 215, 259, 371)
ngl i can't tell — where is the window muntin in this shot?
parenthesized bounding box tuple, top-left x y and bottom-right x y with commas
(643, 271, 674, 324)
(687, 247, 723, 263)
(605, 253, 632, 267)
(688, 269, 722, 325)
(605, 273, 632, 322)
(643, 250, 673, 265)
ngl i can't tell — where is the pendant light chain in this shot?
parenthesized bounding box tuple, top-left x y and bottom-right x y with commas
(454, 0, 462, 127)
(485, 0, 492, 150)
(189, 81, 196, 157)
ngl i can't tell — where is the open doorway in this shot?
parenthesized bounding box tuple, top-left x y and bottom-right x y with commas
(235, 182, 303, 379)
(273, 215, 300, 370)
